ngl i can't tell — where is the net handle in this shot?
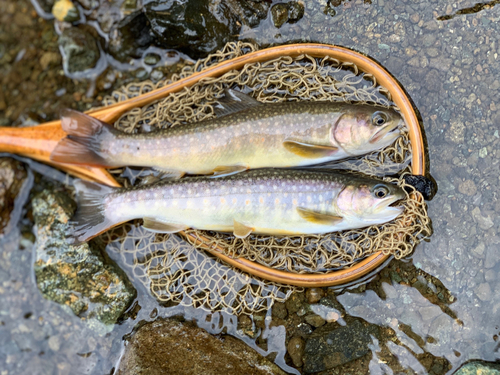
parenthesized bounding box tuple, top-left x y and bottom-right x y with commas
(0, 43, 425, 286)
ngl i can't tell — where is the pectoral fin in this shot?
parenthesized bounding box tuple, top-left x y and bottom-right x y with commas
(296, 207, 343, 226)
(233, 220, 253, 238)
(151, 168, 185, 180)
(283, 140, 338, 159)
(211, 165, 248, 178)
(143, 218, 188, 233)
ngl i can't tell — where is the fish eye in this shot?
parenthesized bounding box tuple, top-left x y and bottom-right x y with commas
(372, 111, 389, 127)
(372, 184, 390, 199)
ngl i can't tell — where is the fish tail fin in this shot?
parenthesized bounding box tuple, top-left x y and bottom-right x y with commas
(50, 109, 117, 167)
(69, 179, 116, 244)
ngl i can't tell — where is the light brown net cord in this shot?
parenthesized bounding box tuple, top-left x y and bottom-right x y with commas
(98, 42, 431, 314)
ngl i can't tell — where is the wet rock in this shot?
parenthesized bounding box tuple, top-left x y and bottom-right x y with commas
(454, 360, 500, 375)
(58, 26, 101, 73)
(117, 318, 286, 374)
(0, 158, 28, 235)
(403, 174, 437, 200)
(271, 1, 304, 28)
(287, 336, 305, 368)
(272, 301, 288, 320)
(108, 10, 157, 62)
(143, 0, 268, 58)
(271, 3, 289, 28)
(143, 52, 161, 65)
(33, 189, 136, 331)
(287, 1, 304, 23)
(52, 0, 80, 22)
(305, 288, 324, 304)
(303, 320, 379, 373)
(285, 292, 305, 315)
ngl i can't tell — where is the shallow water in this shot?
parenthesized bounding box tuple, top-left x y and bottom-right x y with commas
(1, 0, 500, 374)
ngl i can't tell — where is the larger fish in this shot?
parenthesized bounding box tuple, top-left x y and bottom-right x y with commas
(51, 90, 403, 178)
(70, 169, 405, 243)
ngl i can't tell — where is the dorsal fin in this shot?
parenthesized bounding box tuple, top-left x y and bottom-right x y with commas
(213, 89, 262, 118)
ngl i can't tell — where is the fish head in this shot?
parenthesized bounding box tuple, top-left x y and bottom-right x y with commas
(336, 179, 405, 225)
(331, 106, 404, 155)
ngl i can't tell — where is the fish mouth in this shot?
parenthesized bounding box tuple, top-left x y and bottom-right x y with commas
(376, 194, 405, 217)
(369, 119, 403, 144)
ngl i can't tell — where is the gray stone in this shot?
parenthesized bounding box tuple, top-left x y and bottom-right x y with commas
(471, 207, 494, 230)
(474, 283, 492, 302)
(303, 320, 379, 373)
(117, 318, 285, 374)
(471, 242, 486, 259)
(33, 190, 136, 331)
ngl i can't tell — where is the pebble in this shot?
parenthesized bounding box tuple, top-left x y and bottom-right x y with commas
(287, 336, 305, 368)
(471, 242, 485, 259)
(285, 293, 305, 315)
(305, 288, 324, 304)
(458, 180, 477, 196)
(48, 335, 61, 352)
(446, 118, 466, 144)
(304, 314, 325, 328)
(471, 207, 494, 230)
(474, 283, 492, 302)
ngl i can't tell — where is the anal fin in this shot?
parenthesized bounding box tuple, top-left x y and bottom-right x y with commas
(143, 218, 188, 233)
(233, 220, 253, 238)
(296, 207, 343, 225)
(283, 139, 338, 159)
(211, 165, 248, 178)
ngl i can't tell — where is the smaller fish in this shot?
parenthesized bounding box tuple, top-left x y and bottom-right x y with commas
(68, 169, 405, 244)
(50, 90, 403, 178)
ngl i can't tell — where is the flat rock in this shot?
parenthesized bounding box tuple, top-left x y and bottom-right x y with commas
(117, 318, 286, 375)
(303, 320, 379, 373)
(33, 189, 136, 332)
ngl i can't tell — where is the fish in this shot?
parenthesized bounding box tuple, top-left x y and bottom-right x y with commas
(50, 90, 403, 178)
(69, 169, 405, 244)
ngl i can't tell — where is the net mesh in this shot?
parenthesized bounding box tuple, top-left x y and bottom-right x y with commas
(97, 42, 431, 314)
